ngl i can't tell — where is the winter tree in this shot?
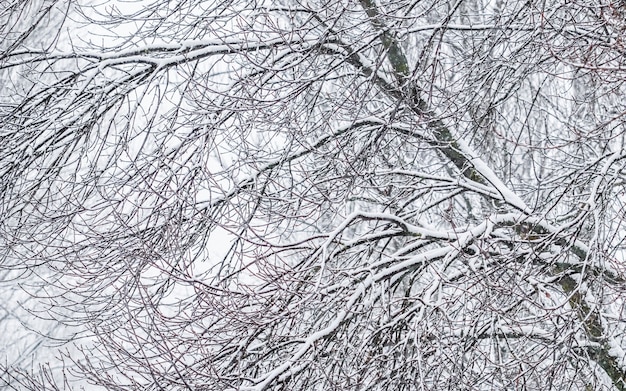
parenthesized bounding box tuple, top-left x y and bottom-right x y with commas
(2, 0, 626, 389)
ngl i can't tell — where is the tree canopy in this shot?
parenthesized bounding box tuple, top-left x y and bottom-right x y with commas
(3, 0, 626, 390)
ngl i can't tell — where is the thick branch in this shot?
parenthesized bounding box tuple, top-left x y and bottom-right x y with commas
(360, 0, 626, 387)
